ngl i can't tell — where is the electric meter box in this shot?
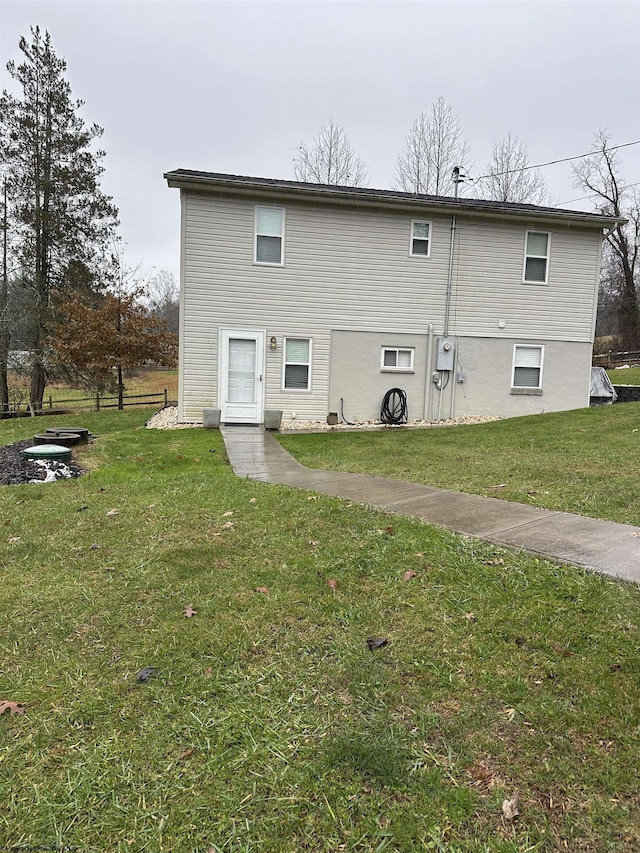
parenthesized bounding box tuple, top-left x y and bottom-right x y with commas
(436, 337, 456, 371)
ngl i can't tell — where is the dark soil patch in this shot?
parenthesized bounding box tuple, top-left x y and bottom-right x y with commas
(0, 439, 84, 485)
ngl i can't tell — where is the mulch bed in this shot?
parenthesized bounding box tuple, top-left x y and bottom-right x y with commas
(0, 439, 84, 485)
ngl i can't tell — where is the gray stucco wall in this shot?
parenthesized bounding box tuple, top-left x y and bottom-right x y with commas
(328, 331, 592, 421)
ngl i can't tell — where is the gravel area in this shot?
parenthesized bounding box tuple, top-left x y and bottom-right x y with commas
(146, 406, 501, 432)
(0, 439, 84, 485)
(145, 407, 203, 430)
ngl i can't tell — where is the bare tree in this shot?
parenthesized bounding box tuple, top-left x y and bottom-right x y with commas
(573, 129, 640, 350)
(148, 269, 179, 336)
(476, 132, 547, 204)
(293, 119, 368, 187)
(395, 96, 470, 195)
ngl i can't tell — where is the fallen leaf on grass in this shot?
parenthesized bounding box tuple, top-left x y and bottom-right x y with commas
(402, 570, 418, 580)
(327, 579, 338, 591)
(7, 537, 20, 544)
(501, 707, 516, 722)
(222, 511, 234, 517)
(183, 605, 197, 618)
(106, 509, 119, 517)
(367, 637, 389, 650)
(502, 794, 519, 820)
(255, 587, 269, 594)
(0, 700, 25, 716)
(488, 483, 507, 490)
(551, 643, 573, 657)
(178, 747, 195, 760)
(249, 498, 257, 504)
(464, 612, 476, 622)
(204, 666, 213, 677)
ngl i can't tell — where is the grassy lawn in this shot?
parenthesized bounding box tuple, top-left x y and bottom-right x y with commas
(607, 367, 640, 386)
(8, 368, 178, 409)
(1, 410, 639, 851)
(279, 403, 640, 527)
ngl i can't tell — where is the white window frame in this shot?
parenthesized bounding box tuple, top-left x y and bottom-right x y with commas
(282, 337, 312, 392)
(254, 205, 285, 266)
(381, 347, 415, 373)
(511, 344, 544, 392)
(522, 230, 550, 284)
(409, 220, 432, 258)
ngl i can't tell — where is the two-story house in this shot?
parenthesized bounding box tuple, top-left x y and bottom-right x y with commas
(164, 170, 619, 425)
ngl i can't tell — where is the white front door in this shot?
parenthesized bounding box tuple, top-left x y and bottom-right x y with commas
(219, 329, 265, 423)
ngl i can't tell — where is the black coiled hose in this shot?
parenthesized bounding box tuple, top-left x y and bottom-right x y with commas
(380, 388, 408, 425)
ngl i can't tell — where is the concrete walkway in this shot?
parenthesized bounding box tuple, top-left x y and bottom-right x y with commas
(220, 425, 640, 584)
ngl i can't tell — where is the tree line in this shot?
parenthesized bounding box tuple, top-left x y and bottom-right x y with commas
(1, 28, 637, 420)
(0, 27, 178, 416)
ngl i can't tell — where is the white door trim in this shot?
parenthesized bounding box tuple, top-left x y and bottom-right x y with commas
(218, 328, 266, 423)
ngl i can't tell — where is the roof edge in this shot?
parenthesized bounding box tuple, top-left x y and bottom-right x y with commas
(164, 169, 625, 228)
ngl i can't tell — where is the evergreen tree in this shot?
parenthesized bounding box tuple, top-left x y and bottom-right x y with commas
(0, 27, 118, 410)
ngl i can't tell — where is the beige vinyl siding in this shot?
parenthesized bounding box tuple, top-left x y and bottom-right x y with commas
(179, 191, 603, 421)
(264, 332, 330, 421)
(450, 219, 600, 342)
(180, 193, 451, 420)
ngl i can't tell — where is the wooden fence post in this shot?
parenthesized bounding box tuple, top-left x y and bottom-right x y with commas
(96, 392, 100, 411)
(164, 388, 168, 407)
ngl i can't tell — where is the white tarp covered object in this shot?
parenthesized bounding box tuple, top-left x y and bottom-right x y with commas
(590, 366, 617, 405)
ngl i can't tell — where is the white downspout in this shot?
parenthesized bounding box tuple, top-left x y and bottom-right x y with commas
(449, 344, 457, 419)
(423, 323, 434, 420)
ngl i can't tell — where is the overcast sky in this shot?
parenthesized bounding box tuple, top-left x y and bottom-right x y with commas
(1, 0, 639, 282)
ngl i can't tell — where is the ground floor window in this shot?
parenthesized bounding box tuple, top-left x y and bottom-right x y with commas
(512, 344, 544, 389)
(284, 338, 311, 390)
(381, 347, 414, 371)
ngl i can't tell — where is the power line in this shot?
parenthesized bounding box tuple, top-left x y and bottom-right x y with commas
(558, 181, 640, 206)
(471, 139, 640, 182)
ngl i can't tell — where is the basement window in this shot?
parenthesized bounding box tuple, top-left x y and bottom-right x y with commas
(381, 347, 414, 372)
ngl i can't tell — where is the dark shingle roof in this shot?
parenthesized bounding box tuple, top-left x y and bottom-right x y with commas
(164, 169, 623, 227)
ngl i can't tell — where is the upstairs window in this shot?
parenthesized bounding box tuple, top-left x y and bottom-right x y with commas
(255, 206, 284, 265)
(283, 338, 311, 390)
(523, 231, 550, 283)
(381, 347, 414, 371)
(410, 221, 431, 256)
(512, 345, 544, 390)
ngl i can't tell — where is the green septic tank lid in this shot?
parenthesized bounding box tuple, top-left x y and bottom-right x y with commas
(21, 444, 73, 463)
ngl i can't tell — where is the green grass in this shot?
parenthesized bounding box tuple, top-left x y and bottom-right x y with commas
(279, 403, 640, 526)
(1, 410, 639, 851)
(607, 367, 640, 386)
